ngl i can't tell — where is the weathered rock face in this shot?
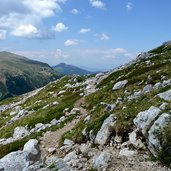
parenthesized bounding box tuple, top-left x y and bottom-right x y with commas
(95, 114, 117, 145)
(133, 105, 171, 157)
(0, 139, 39, 171)
(148, 113, 171, 156)
(133, 106, 161, 136)
(157, 89, 171, 101)
(112, 80, 128, 90)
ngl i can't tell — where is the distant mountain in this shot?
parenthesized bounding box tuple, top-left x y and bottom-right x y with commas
(53, 63, 93, 76)
(0, 51, 61, 100)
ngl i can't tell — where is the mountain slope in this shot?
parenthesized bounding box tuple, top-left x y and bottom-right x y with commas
(0, 52, 61, 100)
(53, 63, 93, 76)
(0, 42, 171, 170)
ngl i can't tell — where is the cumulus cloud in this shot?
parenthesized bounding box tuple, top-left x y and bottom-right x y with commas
(0, 30, 7, 40)
(126, 2, 133, 11)
(0, 0, 67, 39)
(11, 24, 38, 38)
(100, 33, 110, 40)
(65, 39, 78, 46)
(89, 0, 106, 9)
(54, 22, 68, 32)
(55, 49, 68, 58)
(79, 28, 91, 34)
(71, 8, 79, 14)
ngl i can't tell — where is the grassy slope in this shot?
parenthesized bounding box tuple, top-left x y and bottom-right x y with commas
(0, 76, 85, 157)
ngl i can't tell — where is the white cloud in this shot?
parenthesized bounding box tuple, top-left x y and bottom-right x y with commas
(65, 39, 78, 46)
(126, 2, 133, 11)
(89, 0, 106, 9)
(71, 8, 79, 14)
(23, 0, 61, 17)
(0, 0, 67, 39)
(54, 22, 68, 32)
(100, 33, 110, 40)
(11, 24, 38, 38)
(0, 30, 7, 40)
(79, 28, 91, 34)
(55, 49, 68, 58)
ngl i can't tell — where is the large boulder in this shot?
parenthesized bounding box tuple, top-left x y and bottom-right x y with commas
(133, 106, 161, 136)
(112, 80, 128, 90)
(0, 151, 29, 171)
(0, 139, 39, 171)
(148, 113, 171, 156)
(157, 89, 171, 101)
(23, 139, 40, 162)
(95, 114, 117, 145)
(13, 126, 29, 139)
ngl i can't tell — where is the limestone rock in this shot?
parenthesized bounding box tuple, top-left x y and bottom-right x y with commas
(23, 139, 40, 162)
(119, 148, 137, 157)
(133, 106, 161, 136)
(93, 151, 111, 171)
(13, 126, 29, 139)
(148, 113, 171, 157)
(112, 80, 128, 90)
(95, 114, 117, 145)
(157, 89, 171, 101)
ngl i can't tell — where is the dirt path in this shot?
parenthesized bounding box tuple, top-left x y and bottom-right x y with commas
(39, 97, 88, 157)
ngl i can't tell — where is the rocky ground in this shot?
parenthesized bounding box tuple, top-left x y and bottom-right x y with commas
(0, 42, 171, 170)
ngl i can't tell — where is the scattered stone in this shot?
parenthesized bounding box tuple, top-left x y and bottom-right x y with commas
(112, 80, 128, 90)
(47, 147, 56, 154)
(13, 126, 29, 139)
(93, 151, 111, 171)
(157, 89, 171, 101)
(63, 139, 74, 146)
(119, 148, 137, 157)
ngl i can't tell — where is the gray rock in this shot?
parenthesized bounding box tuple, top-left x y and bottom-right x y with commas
(119, 148, 137, 157)
(0, 139, 40, 171)
(63, 151, 78, 163)
(148, 113, 171, 157)
(23, 139, 40, 162)
(93, 151, 111, 171)
(143, 84, 153, 94)
(129, 130, 145, 149)
(63, 139, 74, 146)
(157, 89, 171, 101)
(50, 119, 59, 125)
(112, 80, 128, 90)
(47, 147, 56, 154)
(13, 126, 29, 139)
(133, 106, 161, 136)
(153, 82, 162, 89)
(95, 114, 117, 145)
(84, 115, 91, 123)
(0, 151, 29, 171)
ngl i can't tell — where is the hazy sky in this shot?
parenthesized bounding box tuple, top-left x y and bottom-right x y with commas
(0, 0, 170, 71)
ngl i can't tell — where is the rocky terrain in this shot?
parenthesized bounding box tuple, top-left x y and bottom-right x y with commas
(0, 42, 171, 170)
(0, 52, 61, 100)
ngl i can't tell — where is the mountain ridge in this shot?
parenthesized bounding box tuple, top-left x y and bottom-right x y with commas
(53, 62, 93, 76)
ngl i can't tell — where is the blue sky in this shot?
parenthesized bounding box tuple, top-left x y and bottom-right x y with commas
(0, 0, 171, 71)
